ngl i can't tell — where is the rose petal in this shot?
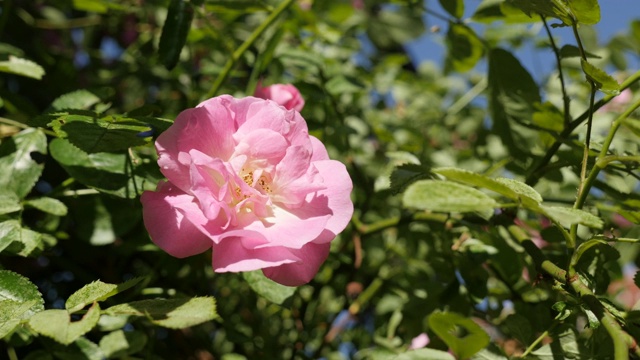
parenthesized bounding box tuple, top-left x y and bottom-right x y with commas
(313, 160, 353, 237)
(140, 182, 212, 258)
(262, 242, 331, 286)
(212, 237, 298, 272)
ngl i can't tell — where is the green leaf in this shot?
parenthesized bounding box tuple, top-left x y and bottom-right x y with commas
(559, 44, 601, 59)
(580, 59, 620, 95)
(23, 197, 68, 216)
(403, 180, 498, 217)
(66, 278, 144, 313)
(49, 138, 157, 198)
(0, 56, 45, 79)
(53, 337, 106, 360)
(47, 111, 151, 153)
(439, 0, 464, 18)
(471, 349, 509, 359)
(502, 314, 533, 345)
(531, 328, 582, 358)
(242, 271, 296, 305)
(367, 5, 425, 50)
(325, 75, 365, 96)
(0, 128, 47, 198)
(570, 238, 609, 268)
(433, 167, 542, 208)
(541, 206, 604, 229)
(488, 48, 541, 158)
(6, 227, 46, 257)
(506, 0, 572, 25)
(0, 221, 21, 254)
(72, 0, 125, 13)
(394, 348, 456, 360)
(29, 303, 101, 345)
(50, 89, 102, 111)
(428, 312, 490, 359)
(0, 270, 44, 333)
(567, 0, 600, 25)
(445, 23, 484, 72)
(105, 297, 219, 329)
(99, 330, 147, 358)
(0, 190, 22, 214)
(158, 0, 194, 70)
(390, 164, 432, 195)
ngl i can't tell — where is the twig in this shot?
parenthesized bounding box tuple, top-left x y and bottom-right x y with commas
(204, 0, 295, 99)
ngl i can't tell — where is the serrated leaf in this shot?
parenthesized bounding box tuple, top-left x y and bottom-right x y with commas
(0, 56, 45, 79)
(394, 348, 456, 360)
(428, 312, 490, 359)
(506, 0, 572, 24)
(158, 0, 194, 70)
(403, 180, 498, 217)
(570, 238, 610, 268)
(531, 328, 581, 357)
(0, 270, 44, 321)
(445, 23, 484, 72)
(433, 168, 542, 208)
(50, 89, 102, 111)
(0, 190, 21, 214)
(47, 111, 150, 153)
(49, 138, 156, 199)
(30, 303, 101, 345)
(66, 277, 144, 313)
(53, 337, 106, 360)
(0, 128, 47, 198)
(99, 330, 147, 358)
(105, 297, 218, 329)
(4, 227, 45, 257)
(541, 206, 604, 229)
(23, 197, 68, 216)
(581, 59, 620, 95)
(0, 220, 21, 254)
(0, 300, 39, 338)
(242, 271, 296, 305)
(390, 164, 432, 195)
(439, 0, 464, 18)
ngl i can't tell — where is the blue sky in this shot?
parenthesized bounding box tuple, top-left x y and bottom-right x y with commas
(405, 0, 640, 75)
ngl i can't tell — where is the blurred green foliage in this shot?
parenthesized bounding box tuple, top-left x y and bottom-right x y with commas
(1, 0, 640, 359)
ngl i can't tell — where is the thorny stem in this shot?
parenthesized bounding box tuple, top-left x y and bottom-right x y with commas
(509, 226, 638, 360)
(525, 69, 640, 187)
(204, 0, 295, 99)
(542, 17, 571, 128)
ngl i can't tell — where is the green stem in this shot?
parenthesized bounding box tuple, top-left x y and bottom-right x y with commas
(521, 322, 558, 358)
(349, 278, 383, 315)
(542, 16, 571, 128)
(0, 117, 57, 136)
(508, 225, 636, 359)
(525, 69, 640, 186)
(204, 0, 295, 99)
(353, 212, 451, 236)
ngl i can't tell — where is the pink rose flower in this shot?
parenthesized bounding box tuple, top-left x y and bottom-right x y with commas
(140, 95, 353, 286)
(253, 83, 305, 112)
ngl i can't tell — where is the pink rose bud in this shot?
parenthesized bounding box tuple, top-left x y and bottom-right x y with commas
(140, 95, 353, 286)
(408, 333, 430, 349)
(254, 82, 305, 112)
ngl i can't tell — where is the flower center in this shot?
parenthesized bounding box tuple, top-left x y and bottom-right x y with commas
(240, 169, 273, 195)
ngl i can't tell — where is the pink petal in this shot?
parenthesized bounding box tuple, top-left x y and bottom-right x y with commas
(309, 136, 330, 161)
(262, 242, 331, 286)
(212, 237, 298, 273)
(313, 160, 354, 238)
(232, 128, 289, 169)
(140, 182, 212, 258)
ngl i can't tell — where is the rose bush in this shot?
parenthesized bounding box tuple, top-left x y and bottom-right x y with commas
(140, 95, 353, 286)
(254, 82, 305, 112)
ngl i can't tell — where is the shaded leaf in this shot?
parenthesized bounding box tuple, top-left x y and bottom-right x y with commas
(0, 56, 45, 79)
(243, 271, 296, 305)
(158, 0, 194, 70)
(394, 348, 456, 360)
(445, 23, 484, 72)
(439, 0, 464, 18)
(0, 270, 44, 337)
(0, 220, 21, 254)
(567, 0, 600, 25)
(506, 0, 572, 24)
(428, 312, 490, 359)
(50, 89, 102, 111)
(559, 44, 601, 59)
(389, 164, 432, 195)
(105, 297, 218, 329)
